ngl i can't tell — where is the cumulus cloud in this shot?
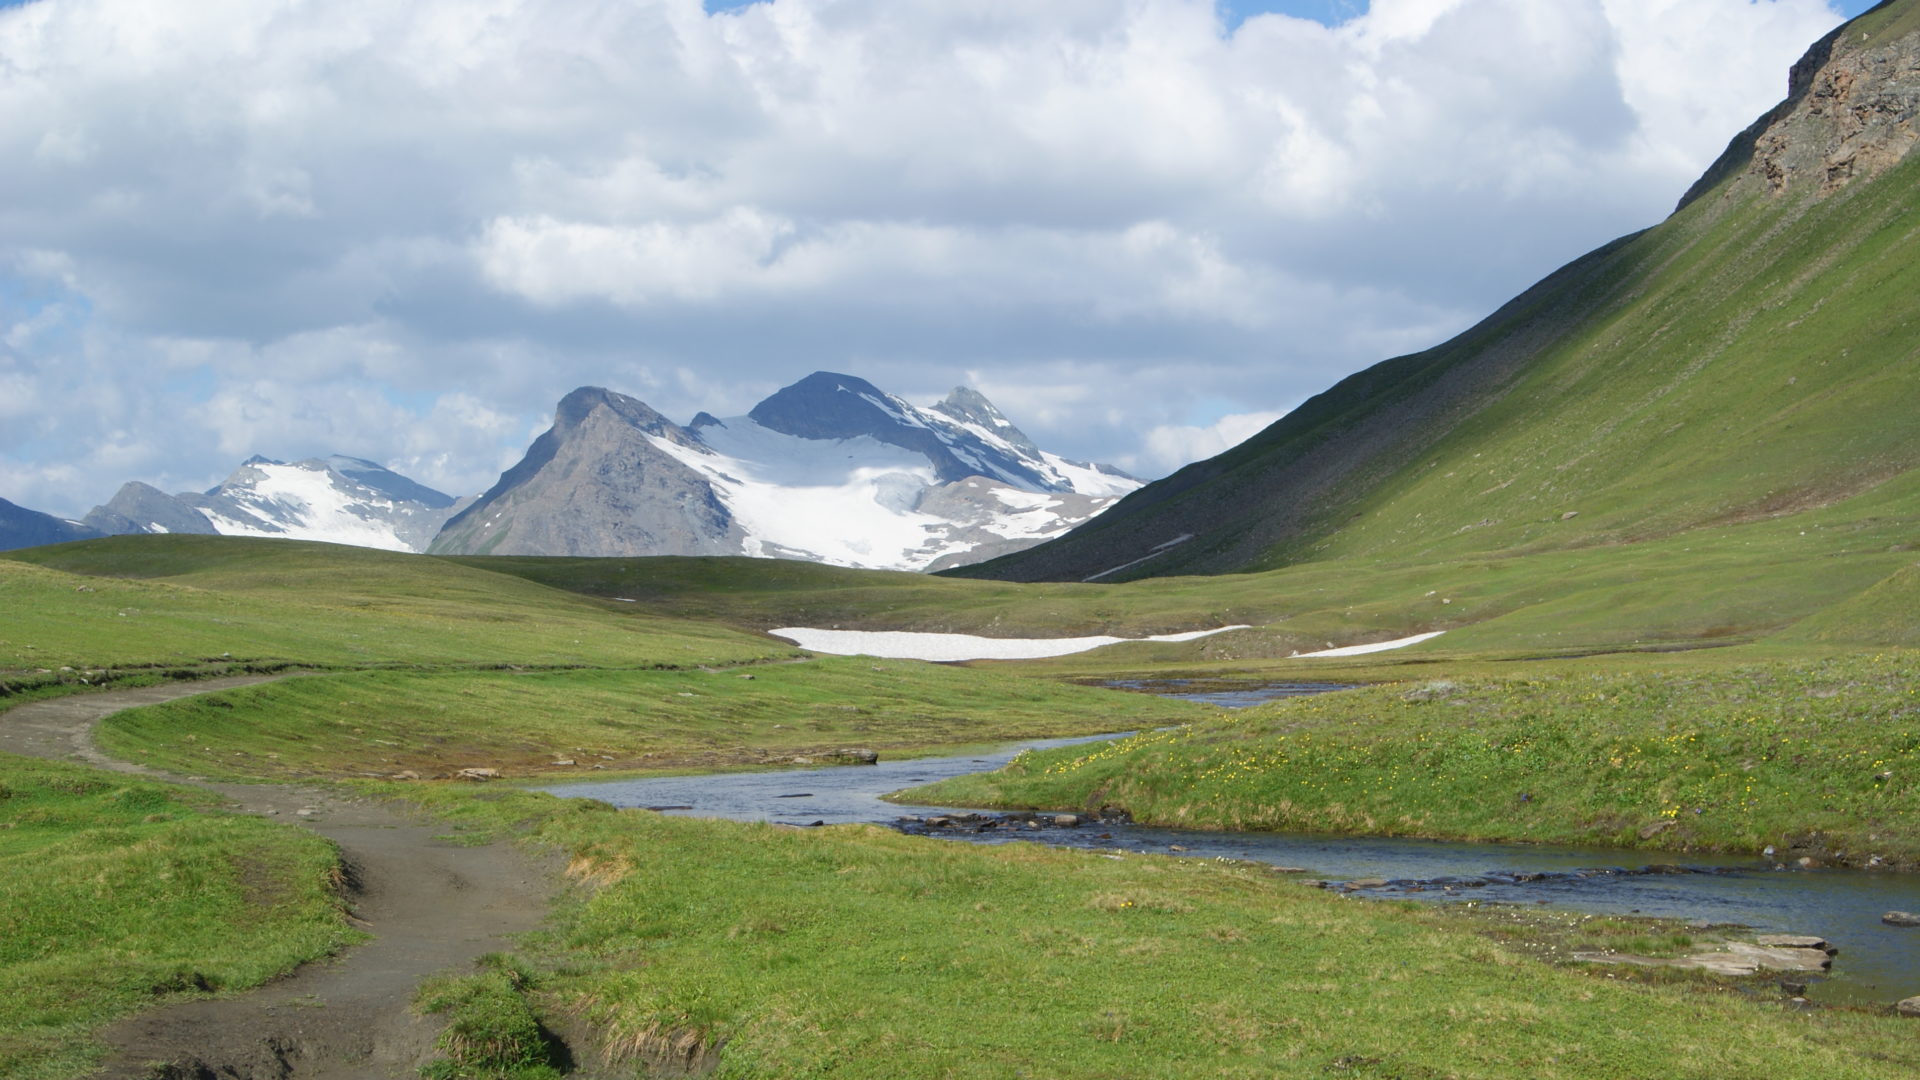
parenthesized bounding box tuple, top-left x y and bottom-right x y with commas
(1126, 409, 1294, 476)
(0, 0, 1852, 516)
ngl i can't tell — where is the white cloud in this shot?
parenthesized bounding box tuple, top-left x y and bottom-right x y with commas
(1126, 410, 1292, 475)
(0, 0, 1852, 517)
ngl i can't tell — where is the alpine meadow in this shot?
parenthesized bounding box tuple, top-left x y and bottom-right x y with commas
(3, 2, 1920, 1078)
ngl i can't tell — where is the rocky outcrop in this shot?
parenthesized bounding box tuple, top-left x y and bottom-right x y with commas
(1574, 941, 1834, 977)
(82, 481, 218, 537)
(1681, 6, 1920, 207)
(961, 3, 1920, 586)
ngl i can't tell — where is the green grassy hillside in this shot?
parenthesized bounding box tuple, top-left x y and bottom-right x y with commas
(960, 4, 1920, 587)
(0, 536, 791, 680)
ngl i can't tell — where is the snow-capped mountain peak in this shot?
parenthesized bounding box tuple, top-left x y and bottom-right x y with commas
(745, 371, 1136, 497)
(85, 456, 470, 553)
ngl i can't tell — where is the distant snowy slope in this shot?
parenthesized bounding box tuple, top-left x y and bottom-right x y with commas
(85, 456, 469, 553)
(656, 413, 1124, 570)
(746, 373, 1139, 496)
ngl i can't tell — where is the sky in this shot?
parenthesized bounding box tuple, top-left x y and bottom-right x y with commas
(0, 0, 1883, 516)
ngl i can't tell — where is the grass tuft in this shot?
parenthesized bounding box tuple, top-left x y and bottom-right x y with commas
(416, 954, 563, 1080)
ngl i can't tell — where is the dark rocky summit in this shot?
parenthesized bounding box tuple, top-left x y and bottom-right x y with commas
(748, 372, 1070, 490)
(0, 497, 102, 551)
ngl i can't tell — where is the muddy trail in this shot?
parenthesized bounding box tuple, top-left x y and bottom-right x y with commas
(1, 678, 565, 1079)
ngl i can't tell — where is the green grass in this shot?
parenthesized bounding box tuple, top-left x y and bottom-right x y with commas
(90, 659, 1214, 782)
(6, 511, 1917, 707)
(454, 493, 1920, 664)
(372, 784, 1920, 1079)
(0, 755, 356, 1079)
(903, 652, 1920, 865)
(416, 955, 564, 1080)
(0, 536, 793, 679)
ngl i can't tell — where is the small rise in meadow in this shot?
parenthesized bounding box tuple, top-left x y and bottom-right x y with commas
(92, 658, 1214, 782)
(907, 653, 1920, 867)
(0, 536, 791, 677)
(0, 755, 355, 1079)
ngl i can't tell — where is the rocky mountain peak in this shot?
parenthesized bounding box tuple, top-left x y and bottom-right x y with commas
(746, 372, 906, 442)
(84, 481, 218, 537)
(931, 386, 1041, 456)
(1680, 1, 1920, 208)
(554, 386, 687, 440)
(744, 372, 1067, 490)
(317, 456, 458, 510)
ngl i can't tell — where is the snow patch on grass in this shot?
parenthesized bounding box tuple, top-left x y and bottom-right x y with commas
(770, 625, 1252, 661)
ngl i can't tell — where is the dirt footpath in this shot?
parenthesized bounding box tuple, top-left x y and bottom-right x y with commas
(2, 678, 563, 1079)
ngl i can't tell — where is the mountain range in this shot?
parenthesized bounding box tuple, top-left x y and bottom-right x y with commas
(5, 375, 1137, 572)
(428, 373, 1137, 570)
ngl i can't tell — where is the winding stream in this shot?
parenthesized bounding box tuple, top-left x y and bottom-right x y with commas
(540, 682, 1920, 1006)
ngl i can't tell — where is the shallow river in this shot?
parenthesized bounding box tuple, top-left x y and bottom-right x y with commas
(541, 681, 1920, 1006)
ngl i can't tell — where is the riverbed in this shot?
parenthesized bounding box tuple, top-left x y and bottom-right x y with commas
(539, 682, 1920, 1005)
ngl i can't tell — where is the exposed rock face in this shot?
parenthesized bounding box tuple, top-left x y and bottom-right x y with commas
(914, 477, 1120, 572)
(0, 497, 102, 552)
(1681, 8, 1920, 207)
(83, 481, 219, 537)
(430, 387, 743, 558)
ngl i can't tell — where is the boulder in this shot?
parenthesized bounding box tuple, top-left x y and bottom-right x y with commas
(455, 767, 501, 781)
(1053, 814, 1081, 828)
(1883, 911, 1920, 927)
(1896, 997, 1920, 1018)
(1575, 942, 1830, 977)
(1756, 934, 1836, 954)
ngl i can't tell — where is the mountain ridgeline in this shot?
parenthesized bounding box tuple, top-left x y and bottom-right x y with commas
(427, 374, 1138, 570)
(14, 375, 1136, 571)
(960, 0, 1920, 584)
(77, 456, 470, 553)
